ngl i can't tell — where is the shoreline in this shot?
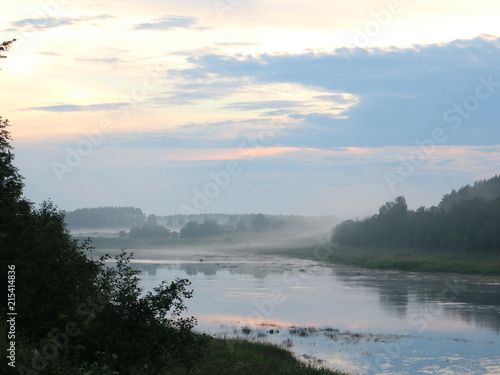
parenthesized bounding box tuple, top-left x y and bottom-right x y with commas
(76, 235, 500, 276)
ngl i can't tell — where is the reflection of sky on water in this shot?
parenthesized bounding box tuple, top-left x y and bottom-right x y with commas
(131, 254, 500, 374)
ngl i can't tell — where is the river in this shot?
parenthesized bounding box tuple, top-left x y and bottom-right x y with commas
(128, 250, 500, 374)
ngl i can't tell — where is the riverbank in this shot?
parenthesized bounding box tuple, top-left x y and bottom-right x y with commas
(165, 337, 348, 375)
(268, 245, 500, 275)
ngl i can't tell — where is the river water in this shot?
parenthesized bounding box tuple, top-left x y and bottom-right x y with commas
(129, 251, 500, 374)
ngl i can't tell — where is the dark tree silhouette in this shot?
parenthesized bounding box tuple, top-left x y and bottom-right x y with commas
(332, 179, 500, 253)
(180, 220, 222, 238)
(0, 39, 16, 60)
(0, 117, 25, 235)
(252, 213, 270, 232)
(0, 40, 209, 374)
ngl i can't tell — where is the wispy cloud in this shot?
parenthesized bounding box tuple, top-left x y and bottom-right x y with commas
(170, 35, 500, 147)
(48, 128, 500, 178)
(22, 103, 127, 112)
(9, 17, 76, 30)
(36, 51, 63, 57)
(132, 15, 207, 31)
(76, 57, 125, 65)
(5, 14, 114, 32)
(222, 100, 305, 111)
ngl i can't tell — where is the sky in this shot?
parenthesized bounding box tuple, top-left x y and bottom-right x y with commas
(1, 0, 500, 219)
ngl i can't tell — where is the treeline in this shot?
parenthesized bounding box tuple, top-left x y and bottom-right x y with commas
(333, 176, 500, 253)
(65, 206, 146, 228)
(179, 213, 272, 238)
(439, 175, 500, 210)
(159, 213, 337, 231)
(180, 220, 223, 238)
(127, 214, 178, 239)
(65, 207, 338, 233)
(125, 213, 296, 240)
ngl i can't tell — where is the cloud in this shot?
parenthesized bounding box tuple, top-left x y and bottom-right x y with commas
(213, 42, 257, 48)
(6, 14, 114, 32)
(314, 94, 353, 104)
(222, 100, 305, 111)
(36, 51, 63, 57)
(170, 35, 500, 147)
(150, 77, 245, 106)
(10, 17, 77, 30)
(132, 15, 206, 31)
(76, 57, 125, 65)
(46, 127, 500, 180)
(184, 35, 500, 95)
(23, 103, 127, 112)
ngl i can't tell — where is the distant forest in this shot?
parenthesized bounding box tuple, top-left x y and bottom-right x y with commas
(65, 207, 338, 239)
(332, 175, 500, 253)
(65, 206, 146, 228)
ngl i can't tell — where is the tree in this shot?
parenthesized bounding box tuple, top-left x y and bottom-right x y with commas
(332, 188, 500, 253)
(378, 196, 408, 220)
(130, 225, 143, 238)
(0, 52, 101, 342)
(0, 119, 102, 342)
(0, 117, 25, 235)
(0, 39, 16, 60)
(236, 220, 248, 232)
(0, 42, 209, 374)
(65, 206, 146, 229)
(129, 223, 171, 238)
(179, 220, 222, 238)
(252, 213, 270, 232)
(0, 124, 208, 374)
(439, 175, 500, 210)
(78, 251, 210, 374)
(147, 214, 158, 225)
(180, 220, 199, 238)
(198, 219, 221, 237)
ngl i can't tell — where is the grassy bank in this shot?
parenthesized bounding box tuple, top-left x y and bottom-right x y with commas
(165, 337, 347, 375)
(268, 246, 500, 275)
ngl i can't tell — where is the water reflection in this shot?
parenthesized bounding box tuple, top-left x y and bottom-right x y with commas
(130, 255, 500, 375)
(379, 286, 409, 318)
(140, 263, 157, 276)
(183, 262, 218, 276)
(332, 267, 500, 334)
(136, 259, 282, 278)
(132, 258, 500, 334)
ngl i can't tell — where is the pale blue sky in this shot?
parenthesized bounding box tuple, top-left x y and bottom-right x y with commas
(2, 1, 500, 218)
